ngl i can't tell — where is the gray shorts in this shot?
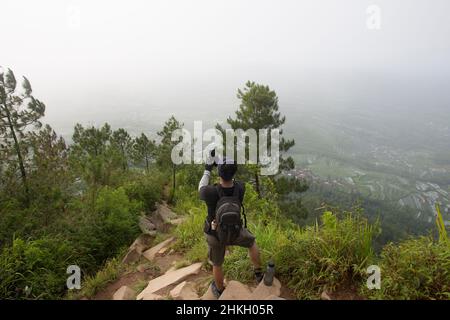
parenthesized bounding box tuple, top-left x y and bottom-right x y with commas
(205, 228, 256, 266)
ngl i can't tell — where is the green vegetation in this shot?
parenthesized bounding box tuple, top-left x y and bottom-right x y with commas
(173, 168, 449, 299)
(1, 70, 448, 300)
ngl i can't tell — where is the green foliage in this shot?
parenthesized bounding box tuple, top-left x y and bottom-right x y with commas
(111, 128, 133, 171)
(0, 68, 46, 203)
(67, 256, 124, 300)
(122, 170, 165, 212)
(363, 237, 450, 299)
(132, 133, 156, 172)
(173, 180, 378, 299)
(0, 237, 78, 299)
(220, 81, 295, 171)
(174, 206, 205, 252)
(74, 187, 141, 265)
(278, 211, 377, 298)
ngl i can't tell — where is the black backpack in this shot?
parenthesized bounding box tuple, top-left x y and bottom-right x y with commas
(215, 184, 247, 245)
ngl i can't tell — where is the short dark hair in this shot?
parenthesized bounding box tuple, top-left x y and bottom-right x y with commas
(217, 157, 237, 181)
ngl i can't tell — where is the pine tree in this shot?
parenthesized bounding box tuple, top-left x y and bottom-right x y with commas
(220, 81, 295, 196)
(0, 68, 45, 204)
(132, 133, 156, 173)
(111, 128, 133, 171)
(157, 116, 183, 196)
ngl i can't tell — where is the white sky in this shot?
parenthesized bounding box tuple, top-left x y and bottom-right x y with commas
(1, 0, 450, 133)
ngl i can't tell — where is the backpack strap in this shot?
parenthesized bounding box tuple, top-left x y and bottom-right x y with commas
(215, 184, 225, 198)
(242, 203, 247, 228)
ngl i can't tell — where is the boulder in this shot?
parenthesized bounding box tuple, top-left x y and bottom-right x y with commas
(249, 277, 281, 300)
(121, 247, 141, 264)
(113, 286, 135, 300)
(156, 204, 177, 223)
(142, 237, 175, 261)
(321, 291, 332, 300)
(158, 247, 169, 255)
(122, 234, 154, 264)
(139, 216, 157, 235)
(132, 234, 154, 253)
(136, 262, 202, 300)
(164, 266, 177, 274)
(219, 281, 252, 300)
(141, 293, 163, 300)
(169, 281, 199, 300)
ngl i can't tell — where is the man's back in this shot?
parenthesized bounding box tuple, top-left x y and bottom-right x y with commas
(199, 181, 245, 224)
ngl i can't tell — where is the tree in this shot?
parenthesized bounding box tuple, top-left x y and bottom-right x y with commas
(111, 128, 133, 171)
(28, 124, 72, 226)
(157, 116, 183, 197)
(0, 68, 45, 204)
(132, 133, 156, 173)
(219, 81, 295, 197)
(70, 123, 117, 187)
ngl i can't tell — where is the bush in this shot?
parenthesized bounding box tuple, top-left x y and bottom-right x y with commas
(278, 211, 377, 298)
(122, 170, 165, 212)
(0, 237, 77, 299)
(363, 237, 450, 300)
(74, 187, 142, 267)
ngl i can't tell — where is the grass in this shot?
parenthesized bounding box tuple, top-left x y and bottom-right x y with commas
(172, 180, 378, 299)
(67, 256, 125, 299)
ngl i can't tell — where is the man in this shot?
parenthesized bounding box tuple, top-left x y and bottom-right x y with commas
(198, 155, 263, 298)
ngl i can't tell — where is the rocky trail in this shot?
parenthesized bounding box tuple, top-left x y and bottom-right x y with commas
(89, 201, 294, 301)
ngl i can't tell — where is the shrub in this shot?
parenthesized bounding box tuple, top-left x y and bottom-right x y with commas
(363, 237, 450, 300)
(74, 187, 141, 266)
(277, 211, 378, 298)
(0, 237, 77, 299)
(122, 171, 165, 212)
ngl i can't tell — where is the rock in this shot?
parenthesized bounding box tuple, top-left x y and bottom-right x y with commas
(122, 234, 154, 264)
(142, 237, 175, 261)
(219, 281, 252, 300)
(164, 266, 177, 274)
(264, 295, 286, 300)
(169, 281, 199, 300)
(249, 277, 281, 300)
(121, 247, 141, 264)
(137, 264, 152, 273)
(170, 217, 186, 225)
(158, 247, 169, 255)
(136, 234, 154, 250)
(139, 216, 157, 235)
(141, 293, 163, 300)
(113, 286, 135, 300)
(136, 263, 202, 300)
(201, 285, 218, 300)
(156, 204, 177, 223)
(321, 291, 332, 300)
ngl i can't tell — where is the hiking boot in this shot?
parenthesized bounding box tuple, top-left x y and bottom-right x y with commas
(211, 280, 224, 299)
(254, 268, 264, 283)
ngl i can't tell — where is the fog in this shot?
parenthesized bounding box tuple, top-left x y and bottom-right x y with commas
(2, 0, 450, 136)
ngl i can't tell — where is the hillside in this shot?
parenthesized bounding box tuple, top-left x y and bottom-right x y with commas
(1, 71, 449, 300)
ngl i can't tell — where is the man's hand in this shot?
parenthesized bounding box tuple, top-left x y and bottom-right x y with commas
(205, 148, 217, 171)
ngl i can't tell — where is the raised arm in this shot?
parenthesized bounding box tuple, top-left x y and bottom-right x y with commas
(198, 169, 211, 191)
